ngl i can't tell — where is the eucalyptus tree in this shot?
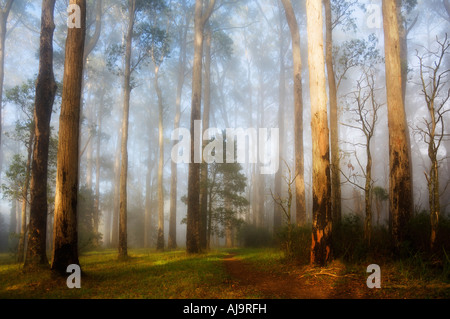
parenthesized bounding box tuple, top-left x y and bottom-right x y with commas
(306, 0, 332, 266)
(382, 0, 413, 250)
(280, 0, 306, 226)
(4, 80, 35, 262)
(186, 0, 216, 254)
(51, 0, 87, 274)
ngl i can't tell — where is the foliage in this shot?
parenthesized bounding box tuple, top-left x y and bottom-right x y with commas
(78, 186, 102, 252)
(275, 225, 311, 263)
(1, 154, 26, 202)
(207, 140, 249, 239)
(237, 223, 273, 248)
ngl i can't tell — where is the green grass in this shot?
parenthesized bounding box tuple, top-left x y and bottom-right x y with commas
(0, 249, 255, 299)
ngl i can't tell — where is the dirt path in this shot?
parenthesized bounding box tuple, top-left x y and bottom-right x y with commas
(223, 253, 330, 299)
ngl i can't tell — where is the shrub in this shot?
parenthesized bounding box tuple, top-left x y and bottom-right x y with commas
(237, 223, 273, 248)
(275, 224, 311, 263)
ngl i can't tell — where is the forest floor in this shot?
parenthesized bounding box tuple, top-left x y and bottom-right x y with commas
(0, 248, 449, 299)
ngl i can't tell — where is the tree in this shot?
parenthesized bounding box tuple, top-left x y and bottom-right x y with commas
(270, 161, 296, 257)
(186, 0, 216, 254)
(280, 0, 306, 226)
(382, 0, 414, 250)
(4, 80, 36, 262)
(340, 68, 383, 246)
(199, 22, 212, 250)
(324, 0, 341, 225)
(0, 0, 14, 184)
(51, 0, 87, 274)
(117, 0, 136, 259)
(207, 138, 248, 248)
(140, 6, 171, 251)
(414, 35, 450, 250)
(24, 0, 58, 268)
(306, 0, 332, 266)
(168, 0, 190, 250)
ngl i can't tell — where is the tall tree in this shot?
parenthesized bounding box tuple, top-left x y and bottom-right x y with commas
(280, 0, 306, 226)
(306, 0, 332, 266)
(24, 0, 57, 268)
(168, 0, 189, 250)
(382, 0, 413, 249)
(51, 0, 87, 273)
(324, 0, 342, 225)
(273, 2, 286, 231)
(118, 0, 136, 260)
(415, 35, 450, 250)
(0, 0, 14, 185)
(186, 0, 216, 254)
(199, 22, 212, 250)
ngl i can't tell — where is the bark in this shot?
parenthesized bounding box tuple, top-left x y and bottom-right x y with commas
(324, 0, 342, 225)
(200, 23, 211, 250)
(144, 153, 153, 248)
(364, 148, 373, 246)
(382, 0, 413, 249)
(93, 92, 104, 247)
(17, 130, 34, 263)
(280, 0, 306, 226)
(306, 0, 332, 266)
(24, 0, 57, 268)
(118, 0, 135, 259)
(273, 5, 285, 231)
(111, 131, 121, 247)
(168, 11, 188, 250)
(396, 0, 415, 208)
(51, 0, 86, 274)
(155, 68, 164, 251)
(0, 0, 13, 185)
(186, 0, 215, 254)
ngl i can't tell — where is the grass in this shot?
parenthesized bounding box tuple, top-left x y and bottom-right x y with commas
(0, 248, 250, 299)
(1, 247, 450, 299)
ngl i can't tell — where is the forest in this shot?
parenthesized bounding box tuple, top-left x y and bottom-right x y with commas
(0, 0, 449, 300)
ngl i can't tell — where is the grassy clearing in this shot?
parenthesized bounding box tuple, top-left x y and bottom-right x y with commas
(1, 247, 449, 299)
(0, 249, 257, 299)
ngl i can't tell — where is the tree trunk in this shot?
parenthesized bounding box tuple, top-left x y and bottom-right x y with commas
(273, 5, 285, 231)
(306, 0, 332, 266)
(0, 0, 13, 186)
(280, 0, 306, 226)
(200, 23, 212, 250)
(93, 92, 103, 247)
(186, 0, 215, 254)
(111, 131, 121, 247)
(168, 9, 188, 250)
(51, 0, 86, 274)
(364, 148, 373, 246)
(118, 0, 135, 260)
(382, 0, 413, 249)
(324, 0, 342, 226)
(155, 68, 165, 251)
(17, 130, 34, 263)
(24, 0, 57, 268)
(144, 152, 153, 248)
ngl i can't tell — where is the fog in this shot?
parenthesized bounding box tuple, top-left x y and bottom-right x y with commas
(0, 0, 448, 254)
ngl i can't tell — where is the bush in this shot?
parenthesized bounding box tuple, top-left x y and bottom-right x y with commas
(275, 224, 311, 263)
(237, 223, 273, 248)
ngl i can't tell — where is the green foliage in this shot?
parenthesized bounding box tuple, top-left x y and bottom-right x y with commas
(0, 214, 8, 253)
(1, 154, 26, 202)
(333, 214, 369, 262)
(237, 223, 273, 248)
(275, 225, 311, 263)
(78, 186, 102, 252)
